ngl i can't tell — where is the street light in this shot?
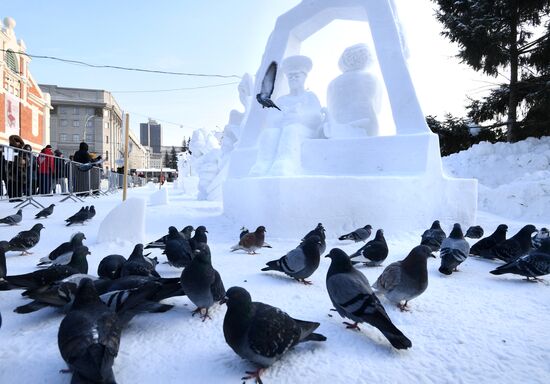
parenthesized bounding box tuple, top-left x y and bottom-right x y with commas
(83, 114, 96, 141)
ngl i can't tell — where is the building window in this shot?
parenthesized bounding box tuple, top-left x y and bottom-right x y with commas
(73, 120, 80, 127)
(73, 106, 79, 115)
(5, 50, 19, 73)
(86, 134, 94, 142)
(104, 122, 110, 129)
(59, 106, 67, 114)
(60, 119, 68, 127)
(60, 133, 68, 142)
(106, 135, 109, 144)
(72, 134, 80, 143)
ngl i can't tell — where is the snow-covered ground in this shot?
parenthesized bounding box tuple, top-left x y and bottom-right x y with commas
(0, 138, 549, 384)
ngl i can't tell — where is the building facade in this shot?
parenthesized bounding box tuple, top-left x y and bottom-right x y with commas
(39, 84, 123, 170)
(128, 129, 150, 170)
(140, 119, 161, 154)
(0, 17, 51, 151)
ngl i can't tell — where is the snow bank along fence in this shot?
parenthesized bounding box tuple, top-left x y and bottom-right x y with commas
(0, 143, 146, 208)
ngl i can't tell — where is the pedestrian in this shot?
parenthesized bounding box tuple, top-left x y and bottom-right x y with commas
(38, 145, 54, 195)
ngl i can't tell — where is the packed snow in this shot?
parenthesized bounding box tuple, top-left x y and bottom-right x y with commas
(0, 137, 548, 383)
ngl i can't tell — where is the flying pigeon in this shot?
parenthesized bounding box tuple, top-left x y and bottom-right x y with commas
(490, 238, 550, 281)
(256, 61, 281, 111)
(349, 229, 389, 267)
(439, 223, 470, 275)
(121, 244, 160, 278)
(8, 223, 45, 255)
(532, 227, 549, 249)
(231, 226, 267, 254)
(0, 241, 9, 290)
(145, 225, 194, 250)
(65, 207, 90, 226)
(222, 286, 326, 383)
(163, 226, 193, 268)
(189, 225, 208, 251)
(373, 245, 434, 310)
(35, 204, 55, 219)
(325, 248, 412, 350)
(97, 254, 127, 280)
(0, 208, 22, 225)
(465, 225, 484, 239)
(261, 235, 321, 284)
(37, 232, 86, 266)
(420, 220, 446, 252)
(470, 224, 508, 256)
(478, 225, 538, 263)
(180, 243, 225, 321)
(301, 223, 326, 255)
(338, 224, 372, 242)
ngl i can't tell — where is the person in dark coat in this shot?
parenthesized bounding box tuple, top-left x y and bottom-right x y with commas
(73, 142, 92, 194)
(5, 135, 26, 199)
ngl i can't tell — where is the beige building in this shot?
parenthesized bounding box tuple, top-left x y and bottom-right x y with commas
(128, 129, 150, 170)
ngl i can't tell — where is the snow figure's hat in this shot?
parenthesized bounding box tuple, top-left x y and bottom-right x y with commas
(281, 55, 312, 75)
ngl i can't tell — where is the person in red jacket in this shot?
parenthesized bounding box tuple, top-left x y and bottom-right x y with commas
(38, 145, 55, 194)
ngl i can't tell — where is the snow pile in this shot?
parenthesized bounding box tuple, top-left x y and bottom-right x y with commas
(443, 137, 550, 221)
(148, 188, 169, 206)
(96, 197, 146, 244)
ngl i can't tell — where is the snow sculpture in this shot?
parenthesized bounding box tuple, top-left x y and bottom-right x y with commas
(97, 197, 146, 244)
(249, 55, 325, 176)
(190, 128, 221, 200)
(223, 0, 478, 236)
(326, 43, 381, 137)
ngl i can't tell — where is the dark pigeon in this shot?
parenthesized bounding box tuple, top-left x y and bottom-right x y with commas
(420, 220, 446, 252)
(189, 225, 208, 251)
(470, 224, 508, 256)
(8, 223, 45, 255)
(163, 226, 193, 268)
(301, 223, 326, 255)
(0, 208, 22, 225)
(373, 245, 434, 310)
(0, 241, 9, 290)
(222, 286, 325, 383)
(87, 205, 96, 220)
(256, 61, 281, 111)
(338, 224, 372, 242)
(65, 207, 90, 226)
(439, 223, 470, 275)
(231, 226, 267, 254)
(325, 248, 412, 350)
(465, 225, 484, 239)
(261, 235, 321, 284)
(37, 232, 86, 266)
(121, 244, 160, 278)
(35, 204, 55, 219)
(145, 225, 194, 250)
(349, 229, 389, 267)
(532, 227, 549, 249)
(97, 254, 127, 280)
(490, 238, 550, 281)
(180, 243, 225, 320)
(478, 224, 538, 262)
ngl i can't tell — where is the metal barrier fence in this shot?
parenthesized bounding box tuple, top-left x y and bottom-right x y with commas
(0, 143, 146, 208)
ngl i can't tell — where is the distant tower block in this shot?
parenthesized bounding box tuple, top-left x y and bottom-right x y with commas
(223, 0, 477, 237)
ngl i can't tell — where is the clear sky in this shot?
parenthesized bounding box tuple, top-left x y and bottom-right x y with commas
(2, 0, 498, 146)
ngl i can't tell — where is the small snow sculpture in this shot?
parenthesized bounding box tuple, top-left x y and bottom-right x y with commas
(190, 128, 221, 200)
(97, 197, 146, 244)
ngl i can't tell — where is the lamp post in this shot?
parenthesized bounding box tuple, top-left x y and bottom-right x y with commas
(83, 114, 95, 142)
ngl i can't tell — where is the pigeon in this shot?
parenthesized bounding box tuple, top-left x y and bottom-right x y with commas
(189, 225, 208, 251)
(420, 220, 447, 252)
(0, 208, 23, 225)
(121, 244, 160, 278)
(261, 235, 321, 284)
(301, 223, 326, 255)
(532, 227, 549, 249)
(35, 204, 55, 219)
(37, 232, 86, 266)
(180, 243, 225, 321)
(465, 225, 484, 239)
(163, 226, 193, 267)
(231, 226, 267, 254)
(490, 238, 550, 281)
(256, 61, 281, 111)
(87, 205, 96, 220)
(6, 246, 90, 290)
(8, 223, 45, 255)
(57, 278, 122, 384)
(338, 224, 372, 242)
(349, 229, 389, 267)
(373, 245, 434, 310)
(325, 248, 412, 350)
(439, 223, 470, 275)
(145, 225, 194, 250)
(222, 286, 326, 383)
(65, 207, 90, 226)
(478, 224, 538, 263)
(0, 241, 9, 290)
(470, 224, 508, 256)
(240, 226, 249, 239)
(97, 254, 127, 280)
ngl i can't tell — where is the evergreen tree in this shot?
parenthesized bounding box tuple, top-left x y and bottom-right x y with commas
(163, 151, 170, 168)
(170, 146, 178, 169)
(433, 0, 550, 141)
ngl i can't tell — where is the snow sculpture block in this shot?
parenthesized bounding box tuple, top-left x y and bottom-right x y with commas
(148, 188, 168, 206)
(97, 197, 146, 244)
(223, 0, 478, 236)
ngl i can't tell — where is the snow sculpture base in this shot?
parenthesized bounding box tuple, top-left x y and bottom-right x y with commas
(223, 134, 477, 237)
(148, 188, 169, 206)
(97, 197, 146, 244)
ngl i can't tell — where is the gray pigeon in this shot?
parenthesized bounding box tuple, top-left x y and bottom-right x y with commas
(439, 223, 470, 275)
(65, 207, 90, 226)
(121, 244, 160, 278)
(222, 286, 326, 383)
(490, 238, 550, 281)
(87, 205, 96, 220)
(261, 235, 321, 284)
(256, 61, 281, 111)
(325, 248, 412, 349)
(97, 254, 127, 280)
(373, 245, 434, 310)
(420, 220, 446, 252)
(470, 224, 508, 256)
(532, 227, 549, 249)
(465, 225, 484, 239)
(338, 224, 372, 242)
(180, 243, 225, 321)
(8, 223, 45, 255)
(37, 232, 86, 266)
(349, 229, 389, 267)
(0, 241, 9, 290)
(35, 204, 55, 219)
(163, 226, 193, 267)
(0, 209, 22, 225)
(301, 223, 326, 255)
(478, 224, 538, 262)
(145, 225, 194, 250)
(231, 226, 267, 254)
(189, 225, 208, 251)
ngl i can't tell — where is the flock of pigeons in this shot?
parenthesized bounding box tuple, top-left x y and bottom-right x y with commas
(0, 211, 549, 383)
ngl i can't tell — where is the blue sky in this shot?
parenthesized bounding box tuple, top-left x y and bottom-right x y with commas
(2, 0, 494, 146)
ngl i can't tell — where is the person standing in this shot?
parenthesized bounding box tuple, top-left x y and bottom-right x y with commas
(38, 145, 55, 195)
